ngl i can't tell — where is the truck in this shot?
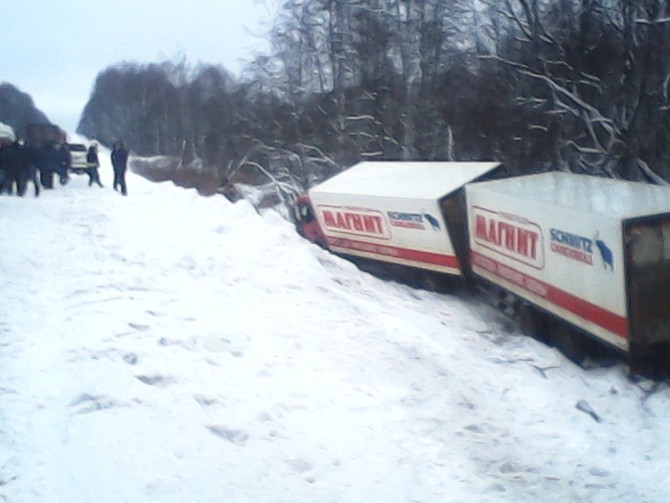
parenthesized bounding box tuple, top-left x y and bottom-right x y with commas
(466, 172, 670, 360)
(295, 161, 501, 280)
(296, 162, 670, 368)
(25, 123, 66, 147)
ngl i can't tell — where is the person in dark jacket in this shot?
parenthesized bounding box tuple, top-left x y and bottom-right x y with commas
(37, 142, 64, 189)
(0, 143, 11, 193)
(37, 143, 55, 188)
(56, 143, 71, 185)
(0, 144, 5, 189)
(111, 141, 129, 195)
(86, 143, 103, 187)
(0, 140, 40, 197)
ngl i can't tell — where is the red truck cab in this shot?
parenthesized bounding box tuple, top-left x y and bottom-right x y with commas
(295, 194, 328, 247)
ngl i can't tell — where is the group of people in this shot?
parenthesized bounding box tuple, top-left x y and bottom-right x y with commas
(0, 140, 129, 197)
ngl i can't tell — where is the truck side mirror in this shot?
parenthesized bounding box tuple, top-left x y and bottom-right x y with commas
(298, 202, 315, 223)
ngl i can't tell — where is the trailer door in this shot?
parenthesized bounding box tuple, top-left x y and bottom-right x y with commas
(440, 189, 471, 280)
(625, 216, 670, 354)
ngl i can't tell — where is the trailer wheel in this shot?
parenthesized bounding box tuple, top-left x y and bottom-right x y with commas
(419, 271, 445, 292)
(553, 324, 585, 365)
(519, 304, 539, 337)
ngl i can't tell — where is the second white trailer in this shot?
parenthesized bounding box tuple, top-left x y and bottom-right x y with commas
(466, 172, 670, 356)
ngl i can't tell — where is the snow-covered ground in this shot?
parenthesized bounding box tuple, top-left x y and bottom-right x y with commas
(2, 153, 670, 502)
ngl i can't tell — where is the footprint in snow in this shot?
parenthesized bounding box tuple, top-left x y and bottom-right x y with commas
(285, 458, 314, 474)
(201, 333, 246, 357)
(123, 352, 138, 365)
(175, 255, 197, 270)
(128, 322, 150, 331)
(207, 425, 249, 445)
(69, 393, 119, 414)
(135, 375, 173, 387)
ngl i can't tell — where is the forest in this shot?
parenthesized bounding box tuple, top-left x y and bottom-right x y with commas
(76, 0, 670, 192)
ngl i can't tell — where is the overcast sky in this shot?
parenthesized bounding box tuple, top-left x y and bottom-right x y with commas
(0, 0, 273, 134)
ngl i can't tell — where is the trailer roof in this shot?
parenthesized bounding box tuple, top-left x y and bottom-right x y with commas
(311, 161, 501, 200)
(469, 172, 670, 219)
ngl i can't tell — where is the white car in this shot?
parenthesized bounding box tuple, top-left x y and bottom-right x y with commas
(0, 122, 16, 146)
(68, 143, 89, 174)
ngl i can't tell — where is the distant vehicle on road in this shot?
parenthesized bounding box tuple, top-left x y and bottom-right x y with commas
(0, 122, 16, 146)
(67, 143, 89, 174)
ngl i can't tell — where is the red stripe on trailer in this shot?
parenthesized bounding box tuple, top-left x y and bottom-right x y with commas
(328, 237, 460, 269)
(471, 251, 628, 339)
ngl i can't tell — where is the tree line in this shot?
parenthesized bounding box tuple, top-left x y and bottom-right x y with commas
(77, 0, 670, 191)
(0, 83, 52, 137)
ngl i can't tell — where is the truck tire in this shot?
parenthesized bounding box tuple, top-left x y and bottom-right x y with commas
(519, 303, 540, 337)
(553, 323, 584, 365)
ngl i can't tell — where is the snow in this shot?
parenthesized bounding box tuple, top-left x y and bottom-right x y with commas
(2, 151, 670, 502)
(471, 172, 670, 219)
(310, 161, 500, 200)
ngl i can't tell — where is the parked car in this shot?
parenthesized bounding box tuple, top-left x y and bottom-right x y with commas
(67, 143, 88, 174)
(0, 121, 16, 147)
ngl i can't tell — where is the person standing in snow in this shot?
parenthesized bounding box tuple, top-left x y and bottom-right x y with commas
(111, 141, 129, 195)
(37, 142, 60, 189)
(86, 143, 103, 187)
(56, 142, 71, 185)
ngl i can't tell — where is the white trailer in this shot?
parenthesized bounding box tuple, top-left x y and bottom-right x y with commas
(307, 161, 500, 276)
(466, 172, 670, 356)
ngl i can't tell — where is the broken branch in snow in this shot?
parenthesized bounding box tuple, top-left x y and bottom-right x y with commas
(575, 399, 602, 423)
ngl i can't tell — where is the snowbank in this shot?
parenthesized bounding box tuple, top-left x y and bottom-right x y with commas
(1, 168, 670, 502)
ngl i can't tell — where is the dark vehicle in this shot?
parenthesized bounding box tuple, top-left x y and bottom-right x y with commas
(24, 124, 67, 188)
(25, 123, 66, 147)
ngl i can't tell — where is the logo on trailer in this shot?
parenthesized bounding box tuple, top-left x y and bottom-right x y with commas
(549, 229, 614, 271)
(424, 214, 441, 231)
(595, 238, 614, 271)
(318, 205, 391, 239)
(386, 211, 441, 231)
(472, 206, 544, 269)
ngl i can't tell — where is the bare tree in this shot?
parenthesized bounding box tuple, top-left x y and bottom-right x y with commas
(483, 0, 670, 182)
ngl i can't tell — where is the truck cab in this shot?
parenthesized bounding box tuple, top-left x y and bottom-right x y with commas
(294, 194, 327, 247)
